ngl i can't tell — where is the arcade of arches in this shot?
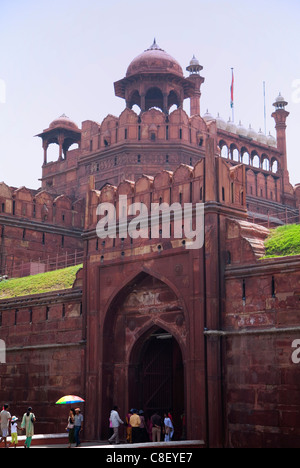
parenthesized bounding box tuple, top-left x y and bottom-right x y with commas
(128, 87, 181, 114)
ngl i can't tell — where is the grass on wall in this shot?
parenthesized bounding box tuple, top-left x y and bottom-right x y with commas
(0, 264, 83, 299)
(264, 224, 300, 258)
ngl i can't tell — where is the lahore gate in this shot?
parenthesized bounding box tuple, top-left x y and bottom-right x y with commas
(1, 40, 300, 448)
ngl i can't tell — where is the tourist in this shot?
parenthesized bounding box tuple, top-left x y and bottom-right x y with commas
(164, 412, 174, 441)
(147, 414, 153, 441)
(108, 415, 113, 438)
(151, 411, 162, 442)
(108, 406, 124, 445)
(125, 409, 133, 443)
(168, 409, 173, 423)
(9, 416, 19, 448)
(0, 404, 11, 448)
(139, 410, 149, 442)
(66, 408, 75, 448)
(74, 408, 84, 447)
(129, 409, 141, 443)
(21, 407, 36, 448)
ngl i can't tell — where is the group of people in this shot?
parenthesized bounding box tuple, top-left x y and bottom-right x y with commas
(0, 404, 36, 448)
(65, 408, 84, 448)
(0, 404, 84, 449)
(108, 406, 174, 445)
(1, 402, 178, 448)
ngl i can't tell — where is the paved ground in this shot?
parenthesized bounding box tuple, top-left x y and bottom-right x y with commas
(5, 439, 203, 449)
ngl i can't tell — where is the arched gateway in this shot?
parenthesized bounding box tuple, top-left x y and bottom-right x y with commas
(129, 327, 185, 440)
(99, 272, 187, 440)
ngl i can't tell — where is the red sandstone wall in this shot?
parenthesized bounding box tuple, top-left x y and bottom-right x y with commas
(224, 257, 300, 448)
(0, 183, 84, 276)
(0, 286, 84, 434)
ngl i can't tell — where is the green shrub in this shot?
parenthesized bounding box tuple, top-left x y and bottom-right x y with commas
(264, 224, 300, 258)
(0, 264, 83, 299)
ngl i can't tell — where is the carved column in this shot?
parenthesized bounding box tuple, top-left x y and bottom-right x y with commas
(42, 140, 49, 165)
(57, 133, 65, 161)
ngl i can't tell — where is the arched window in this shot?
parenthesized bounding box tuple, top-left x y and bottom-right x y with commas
(262, 155, 270, 171)
(168, 90, 180, 111)
(145, 87, 164, 112)
(230, 144, 239, 162)
(271, 159, 279, 173)
(252, 153, 260, 168)
(220, 142, 228, 158)
(129, 90, 141, 111)
(232, 148, 239, 161)
(241, 151, 250, 165)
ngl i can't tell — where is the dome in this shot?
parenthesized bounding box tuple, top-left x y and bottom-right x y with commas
(247, 124, 257, 140)
(257, 128, 268, 145)
(236, 120, 248, 137)
(215, 113, 227, 130)
(267, 131, 277, 147)
(273, 92, 288, 109)
(226, 117, 237, 134)
(275, 92, 286, 103)
(189, 55, 200, 67)
(49, 114, 79, 131)
(186, 54, 203, 75)
(203, 109, 214, 122)
(126, 39, 183, 78)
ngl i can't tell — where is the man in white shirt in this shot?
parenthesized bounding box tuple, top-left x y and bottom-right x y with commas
(108, 406, 124, 445)
(0, 404, 11, 448)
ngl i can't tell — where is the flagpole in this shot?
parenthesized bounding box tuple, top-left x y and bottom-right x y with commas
(263, 81, 266, 134)
(231, 68, 234, 122)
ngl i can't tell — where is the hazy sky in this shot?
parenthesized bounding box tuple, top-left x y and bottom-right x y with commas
(0, 0, 300, 189)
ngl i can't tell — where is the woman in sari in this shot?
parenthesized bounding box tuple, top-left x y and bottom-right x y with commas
(21, 407, 36, 448)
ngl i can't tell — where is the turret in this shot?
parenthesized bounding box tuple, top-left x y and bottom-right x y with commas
(186, 55, 205, 116)
(36, 114, 81, 164)
(271, 93, 289, 172)
(271, 93, 294, 203)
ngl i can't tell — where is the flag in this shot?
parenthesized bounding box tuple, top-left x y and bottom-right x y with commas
(230, 68, 234, 109)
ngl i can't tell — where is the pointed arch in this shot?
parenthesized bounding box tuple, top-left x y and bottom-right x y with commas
(102, 267, 189, 338)
(145, 87, 164, 112)
(168, 90, 180, 111)
(98, 268, 189, 436)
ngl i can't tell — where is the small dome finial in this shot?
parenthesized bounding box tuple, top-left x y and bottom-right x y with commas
(273, 92, 288, 110)
(186, 54, 203, 75)
(146, 38, 164, 52)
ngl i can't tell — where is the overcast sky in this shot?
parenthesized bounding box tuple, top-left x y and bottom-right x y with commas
(0, 0, 300, 189)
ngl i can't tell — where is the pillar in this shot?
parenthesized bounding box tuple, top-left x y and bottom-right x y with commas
(57, 133, 65, 161)
(42, 140, 49, 165)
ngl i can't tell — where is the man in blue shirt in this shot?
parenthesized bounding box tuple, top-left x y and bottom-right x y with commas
(74, 408, 84, 447)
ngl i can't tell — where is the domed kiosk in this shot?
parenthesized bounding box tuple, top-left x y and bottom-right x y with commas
(114, 39, 204, 114)
(36, 114, 81, 164)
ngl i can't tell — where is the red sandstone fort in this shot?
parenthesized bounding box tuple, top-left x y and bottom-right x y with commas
(1, 40, 300, 448)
